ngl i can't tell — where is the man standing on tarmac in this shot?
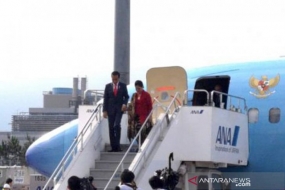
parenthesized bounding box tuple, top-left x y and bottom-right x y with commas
(103, 71, 129, 152)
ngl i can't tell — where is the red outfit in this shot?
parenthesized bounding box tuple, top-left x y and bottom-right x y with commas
(134, 90, 153, 124)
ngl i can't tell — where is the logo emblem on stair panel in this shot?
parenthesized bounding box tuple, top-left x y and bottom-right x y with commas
(216, 126, 240, 146)
(190, 110, 204, 114)
(215, 126, 240, 154)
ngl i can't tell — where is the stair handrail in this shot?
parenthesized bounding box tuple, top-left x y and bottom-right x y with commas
(183, 89, 210, 105)
(210, 90, 247, 112)
(153, 97, 167, 111)
(43, 103, 103, 190)
(130, 92, 181, 170)
(103, 92, 181, 190)
(83, 89, 104, 105)
(183, 89, 247, 112)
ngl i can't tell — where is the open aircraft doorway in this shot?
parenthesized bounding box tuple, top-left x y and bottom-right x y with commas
(192, 75, 230, 108)
(146, 66, 187, 120)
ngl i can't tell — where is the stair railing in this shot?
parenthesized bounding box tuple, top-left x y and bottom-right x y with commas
(103, 92, 181, 190)
(183, 89, 247, 112)
(43, 103, 103, 190)
(183, 89, 210, 105)
(210, 90, 247, 112)
(83, 89, 104, 105)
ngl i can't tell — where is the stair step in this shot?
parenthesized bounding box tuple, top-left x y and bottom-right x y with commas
(104, 144, 138, 152)
(100, 152, 136, 162)
(93, 178, 120, 189)
(95, 160, 132, 170)
(90, 169, 122, 178)
(89, 144, 136, 190)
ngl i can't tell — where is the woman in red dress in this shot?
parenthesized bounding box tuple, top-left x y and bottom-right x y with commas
(128, 80, 153, 145)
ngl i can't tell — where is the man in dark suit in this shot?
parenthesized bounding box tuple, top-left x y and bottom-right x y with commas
(103, 71, 129, 152)
(213, 84, 223, 108)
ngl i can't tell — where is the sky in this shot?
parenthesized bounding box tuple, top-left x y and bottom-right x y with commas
(1, 0, 285, 131)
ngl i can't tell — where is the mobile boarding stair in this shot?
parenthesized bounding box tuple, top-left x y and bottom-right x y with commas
(104, 89, 249, 190)
(43, 89, 249, 190)
(42, 91, 182, 190)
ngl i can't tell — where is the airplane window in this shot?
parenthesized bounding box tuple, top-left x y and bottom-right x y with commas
(160, 91, 170, 101)
(269, 108, 280, 123)
(248, 108, 259, 123)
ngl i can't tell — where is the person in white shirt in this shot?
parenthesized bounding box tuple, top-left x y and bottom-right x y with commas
(115, 169, 142, 190)
(3, 178, 12, 190)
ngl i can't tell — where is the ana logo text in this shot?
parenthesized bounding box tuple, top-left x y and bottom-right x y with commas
(86, 109, 95, 113)
(216, 126, 240, 146)
(190, 110, 204, 114)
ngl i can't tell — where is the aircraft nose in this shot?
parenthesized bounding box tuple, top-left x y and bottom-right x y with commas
(25, 119, 78, 177)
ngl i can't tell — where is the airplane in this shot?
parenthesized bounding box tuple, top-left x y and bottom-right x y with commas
(26, 59, 285, 189)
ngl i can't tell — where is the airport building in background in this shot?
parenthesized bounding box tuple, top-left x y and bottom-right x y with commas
(11, 77, 86, 132)
(0, 77, 104, 146)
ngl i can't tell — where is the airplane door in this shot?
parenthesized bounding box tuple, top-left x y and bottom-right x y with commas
(193, 75, 230, 107)
(146, 66, 187, 117)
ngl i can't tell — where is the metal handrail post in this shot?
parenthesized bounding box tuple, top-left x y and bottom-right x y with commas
(183, 89, 210, 105)
(210, 90, 247, 112)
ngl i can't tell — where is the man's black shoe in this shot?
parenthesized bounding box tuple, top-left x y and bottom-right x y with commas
(108, 149, 115, 152)
(114, 149, 122, 152)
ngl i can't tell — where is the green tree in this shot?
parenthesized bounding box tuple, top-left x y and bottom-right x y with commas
(20, 134, 35, 165)
(7, 135, 22, 165)
(0, 134, 36, 166)
(0, 140, 9, 165)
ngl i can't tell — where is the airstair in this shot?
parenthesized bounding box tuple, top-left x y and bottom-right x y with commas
(42, 90, 182, 190)
(43, 67, 249, 190)
(43, 90, 248, 190)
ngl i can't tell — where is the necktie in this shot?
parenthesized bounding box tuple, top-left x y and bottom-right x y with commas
(114, 84, 118, 96)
